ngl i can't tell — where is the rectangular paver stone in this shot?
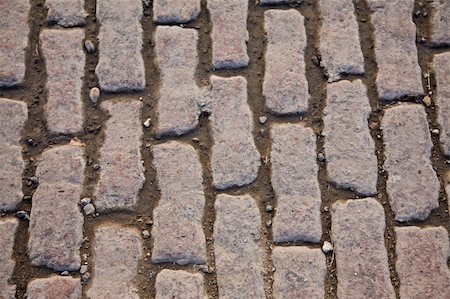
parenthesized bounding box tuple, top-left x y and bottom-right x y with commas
(28, 144, 85, 271)
(270, 123, 322, 243)
(332, 198, 395, 299)
(209, 76, 260, 189)
(382, 104, 440, 221)
(0, 0, 29, 87)
(263, 9, 309, 114)
(323, 80, 377, 195)
(0, 218, 18, 299)
(272, 247, 326, 298)
(46, 0, 86, 27)
(41, 29, 85, 134)
(96, 0, 145, 92)
(319, 0, 365, 82)
(153, 0, 200, 24)
(0, 99, 27, 211)
(430, 0, 450, 46)
(155, 26, 201, 136)
(87, 225, 142, 299)
(27, 277, 81, 299)
(155, 270, 206, 299)
(152, 141, 206, 265)
(396, 226, 450, 299)
(95, 99, 144, 212)
(368, 0, 423, 101)
(207, 0, 249, 69)
(214, 194, 266, 298)
(433, 53, 450, 155)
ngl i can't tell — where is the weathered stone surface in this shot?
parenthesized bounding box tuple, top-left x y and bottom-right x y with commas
(28, 144, 85, 271)
(259, 0, 293, 3)
(27, 277, 81, 299)
(319, 0, 364, 82)
(155, 26, 201, 136)
(87, 225, 142, 299)
(323, 80, 377, 195)
(430, 0, 450, 46)
(368, 0, 423, 101)
(270, 123, 322, 243)
(382, 104, 439, 221)
(152, 141, 206, 265)
(155, 270, 206, 299)
(0, 218, 18, 299)
(95, 99, 144, 212)
(209, 76, 260, 189)
(0, 0, 29, 87)
(263, 9, 309, 114)
(207, 0, 249, 69)
(433, 53, 450, 155)
(214, 194, 265, 298)
(272, 247, 326, 298)
(331, 198, 395, 299)
(46, 0, 86, 27)
(96, 0, 145, 92)
(0, 99, 27, 211)
(396, 226, 450, 299)
(40, 29, 85, 134)
(153, 0, 200, 24)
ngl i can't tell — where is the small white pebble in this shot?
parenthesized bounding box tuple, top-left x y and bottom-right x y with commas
(80, 265, 88, 275)
(322, 241, 333, 253)
(80, 197, 91, 206)
(432, 128, 440, 135)
(84, 40, 95, 53)
(259, 116, 268, 124)
(317, 152, 325, 162)
(89, 87, 100, 105)
(61, 271, 69, 276)
(142, 230, 150, 239)
(143, 118, 151, 128)
(83, 204, 95, 215)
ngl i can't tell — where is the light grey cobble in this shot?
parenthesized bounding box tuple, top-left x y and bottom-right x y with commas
(153, 0, 200, 24)
(433, 53, 450, 155)
(46, 0, 86, 27)
(155, 270, 206, 299)
(27, 277, 81, 299)
(430, 0, 450, 46)
(0, 218, 18, 299)
(382, 104, 440, 221)
(263, 9, 309, 115)
(270, 123, 322, 243)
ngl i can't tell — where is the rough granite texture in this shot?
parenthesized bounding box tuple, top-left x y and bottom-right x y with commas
(263, 9, 309, 115)
(153, 0, 200, 24)
(271, 123, 322, 243)
(434, 53, 450, 155)
(332, 198, 395, 299)
(46, 0, 87, 27)
(382, 104, 440, 221)
(40, 29, 85, 134)
(27, 277, 81, 299)
(155, 26, 201, 136)
(396, 226, 450, 299)
(323, 80, 377, 195)
(152, 141, 206, 265)
(155, 270, 206, 299)
(28, 144, 85, 271)
(0, 218, 18, 299)
(214, 194, 266, 298)
(430, 0, 450, 46)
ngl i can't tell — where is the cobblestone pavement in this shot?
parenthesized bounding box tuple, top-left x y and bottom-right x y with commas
(1, 0, 450, 298)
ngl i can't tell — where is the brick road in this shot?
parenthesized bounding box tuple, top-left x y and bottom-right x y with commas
(0, 0, 449, 298)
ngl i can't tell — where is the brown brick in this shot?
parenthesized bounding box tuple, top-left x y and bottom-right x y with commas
(433, 52, 450, 155)
(27, 277, 81, 299)
(155, 270, 205, 299)
(0, 218, 18, 299)
(153, 0, 200, 24)
(430, 0, 450, 46)
(46, 0, 86, 27)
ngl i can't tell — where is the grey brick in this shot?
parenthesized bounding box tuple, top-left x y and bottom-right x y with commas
(270, 123, 322, 243)
(151, 141, 206, 265)
(207, 0, 249, 69)
(153, 0, 200, 24)
(331, 198, 395, 299)
(28, 144, 85, 271)
(46, 0, 86, 27)
(94, 99, 144, 212)
(0, 0, 29, 87)
(87, 225, 142, 299)
(368, 0, 423, 101)
(40, 29, 85, 134)
(27, 277, 81, 299)
(155, 26, 201, 136)
(382, 104, 439, 221)
(96, 0, 145, 92)
(214, 194, 265, 298)
(433, 53, 450, 155)
(319, 0, 365, 82)
(209, 76, 260, 189)
(0, 218, 18, 299)
(396, 226, 450, 299)
(272, 247, 326, 298)
(263, 9, 309, 114)
(0, 99, 27, 211)
(155, 270, 206, 299)
(323, 80, 377, 195)
(430, 0, 450, 46)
